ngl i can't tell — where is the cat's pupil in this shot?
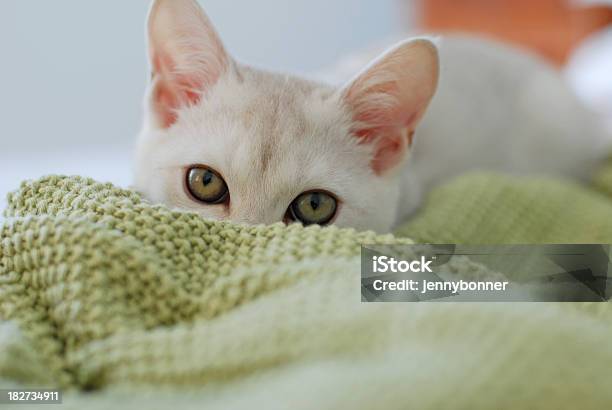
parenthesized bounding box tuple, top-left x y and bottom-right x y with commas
(310, 193, 320, 210)
(203, 171, 213, 186)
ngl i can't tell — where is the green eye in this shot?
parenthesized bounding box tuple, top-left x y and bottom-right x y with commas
(186, 166, 229, 204)
(289, 191, 338, 226)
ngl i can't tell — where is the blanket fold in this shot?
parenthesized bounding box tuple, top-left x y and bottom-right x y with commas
(1, 165, 612, 409)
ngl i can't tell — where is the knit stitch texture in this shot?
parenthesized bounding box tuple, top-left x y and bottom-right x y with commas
(1, 162, 612, 409)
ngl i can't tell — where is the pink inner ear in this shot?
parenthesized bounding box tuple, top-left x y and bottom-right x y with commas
(348, 73, 422, 140)
(371, 129, 411, 175)
(342, 39, 439, 175)
(152, 51, 205, 128)
(153, 80, 179, 128)
(348, 83, 417, 175)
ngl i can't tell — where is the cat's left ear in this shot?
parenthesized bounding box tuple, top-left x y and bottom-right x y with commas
(341, 39, 439, 175)
(147, 0, 230, 128)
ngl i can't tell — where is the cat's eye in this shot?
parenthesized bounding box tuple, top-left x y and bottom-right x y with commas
(287, 191, 338, 226)
(186, 166, 229, 204)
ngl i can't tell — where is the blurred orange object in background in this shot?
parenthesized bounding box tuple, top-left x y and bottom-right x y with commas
(416, 0, 612, 65)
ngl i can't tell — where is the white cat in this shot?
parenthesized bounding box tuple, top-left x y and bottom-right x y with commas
(134, 0, 610, 233)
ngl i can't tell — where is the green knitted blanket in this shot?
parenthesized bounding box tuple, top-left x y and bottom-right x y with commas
(1, 161, 612, 409)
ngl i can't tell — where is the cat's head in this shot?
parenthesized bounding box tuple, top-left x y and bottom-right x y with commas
(134, 0, 438, 232)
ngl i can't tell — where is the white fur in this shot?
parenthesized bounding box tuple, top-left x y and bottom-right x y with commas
(135, 66, 398, 231)
(322, 35, 611, 225)
(134, 0, 610, 233)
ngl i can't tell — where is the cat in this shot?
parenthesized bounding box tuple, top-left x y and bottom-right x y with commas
(134, 0, 610, 233)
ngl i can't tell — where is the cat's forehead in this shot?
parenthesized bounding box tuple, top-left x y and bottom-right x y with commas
(220, 67, 342, 136)
(192, 66, 358, 169)
(172, 66, 368, 205)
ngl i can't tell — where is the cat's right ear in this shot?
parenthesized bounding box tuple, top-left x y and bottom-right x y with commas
(147, 0, 230, 128)
(341, 39, 439, 175)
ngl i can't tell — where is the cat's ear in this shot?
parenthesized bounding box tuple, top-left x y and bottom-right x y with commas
(147, 0, 230, 128)
(341, 39, 439, 175)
